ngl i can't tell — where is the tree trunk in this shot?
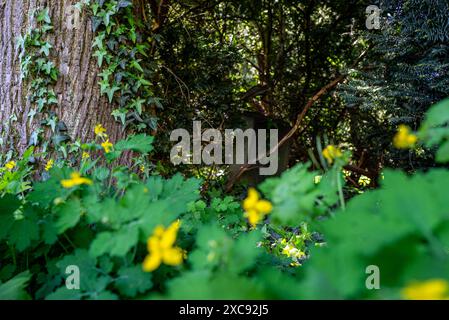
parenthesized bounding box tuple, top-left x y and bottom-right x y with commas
(0, 0, 124, 155)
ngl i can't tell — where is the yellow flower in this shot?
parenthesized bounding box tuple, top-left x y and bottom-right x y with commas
(393, 125, 418, 149)
(61, 172, 93, 188)
(45, 159, 54, 171)
(4, 161, 16, 171)
(94, 124, 107, 138)
(402, 279, 449, 300)
(101, 140, 113, 153)
(358, 175, 371, 187)
(322, 145, 343, 164)
(282, 244, 306, 259)
(82, 152, 90, 160)
(140, 165, 145, 173)
(243, 188, 272, 228)
(143, 220, 184, 272)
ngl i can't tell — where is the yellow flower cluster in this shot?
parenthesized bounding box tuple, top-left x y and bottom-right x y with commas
(101, 140, 113, 154)
(402, 279, 449, 300)
(4, 161, 16, 171)
(358, 175, 371, 187)
(61, 172, 93, 189)
(82, 152, 90, 160)
(322, 145, 342, 164)
(94, 124, 108, 138)
(243, 188, 273, 228)
(95, 124, 114, 154)
(143, 220, 185, 272)
(393, 125, 418, 149)
(45, 159, 54, 171)
(281, 243, 306, 260)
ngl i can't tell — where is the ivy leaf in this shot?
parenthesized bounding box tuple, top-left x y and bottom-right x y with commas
(148, 97, 163, 109)
(16, 34, 25, 51)
(103, 12, 112, 27)
(91, 16, 102, 32)
(37, 8, 51, 24)
(99, 79, 110, 95)
(148, 117, 158, 130)
(92, 33, 105, 50)
(93, 49, 107, 67)
(50, 68, 59, 81)
(104, 85, 120, 103)
(111, 109, 127, 125)
(74, 2, 84, 12)
(129, 27, 137, 43)
(130, 98, 146, 115)
(42, 61, 54, 75)
(36, 97, 47, 111)
(130, 59, 144, 73)
(40, 42, 52, 57)
(117, 0, 132, 9)
(138, 77, 151, 87)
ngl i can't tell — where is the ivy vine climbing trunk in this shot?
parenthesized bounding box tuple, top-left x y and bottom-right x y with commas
(0, 0, 125, 155)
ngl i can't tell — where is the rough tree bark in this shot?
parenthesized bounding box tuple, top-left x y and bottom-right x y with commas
(0, 0, 125, 155)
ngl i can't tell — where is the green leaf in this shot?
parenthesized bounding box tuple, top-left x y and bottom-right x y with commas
(117, 0, 132, 10)
(115, 134, 154, 155)
(92, 33, 105, 50)
(260, 163, 337, 225)
(89, 225, 139, 257)
(8, 210, 40, 251)
(0, 195, 21, 240)
(45, 286, 82, 300)
(105, 85, 120, 103)
(42, 220, 58, 245)
(28, 169, 66, 208)
(115, 265, 153, 297)
(93, 49, 107, 67)
(93, 167, 110, 181)
(37, 8, 51, 24)
(436, 141, 449, 163)
(111, 109, 127, 125)
(54, 249, 108, 295)
(40, 42, 52, 57)
(421, 98, 449, 129)
(53, 198, 83, 234)
(130, 98, 145, 115)
(298, 169, 449, 299)
(0, 271, 32, 300)
(130, 59, 144, 73)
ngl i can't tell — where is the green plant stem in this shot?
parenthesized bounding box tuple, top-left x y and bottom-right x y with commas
(337, 168, 345, 211)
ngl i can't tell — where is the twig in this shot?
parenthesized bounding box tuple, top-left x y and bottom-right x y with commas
(226, 48, 370, 191)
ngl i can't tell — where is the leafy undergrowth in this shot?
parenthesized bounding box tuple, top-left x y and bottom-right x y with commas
(1, 99, 449, 300)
